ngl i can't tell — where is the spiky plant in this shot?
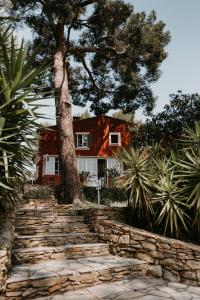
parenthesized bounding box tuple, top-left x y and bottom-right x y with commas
(176, 147, 200, 234)
(0, 27, 48, 214)
(117, 147, 155, 225)
(153, 158, 190, 238)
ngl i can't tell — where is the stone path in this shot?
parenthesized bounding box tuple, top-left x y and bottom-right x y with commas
(5, 198, 200, 299)
(5, 199, 148, 299)
(35, 278, 200, 300)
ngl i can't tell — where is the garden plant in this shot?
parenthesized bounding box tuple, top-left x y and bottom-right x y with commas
(117, 122, 200, 242)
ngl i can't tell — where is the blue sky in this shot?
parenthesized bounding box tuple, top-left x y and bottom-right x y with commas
(131, 0, 200, 117)
(17, 1, 200, 122)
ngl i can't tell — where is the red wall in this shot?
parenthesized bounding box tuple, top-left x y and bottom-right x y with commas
(37, 115, 131, 185)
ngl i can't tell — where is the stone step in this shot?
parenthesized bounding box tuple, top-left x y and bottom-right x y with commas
(13, 243, 110, 264)
(15, 223, 91, 236)
(34, 278, 200, 300)
(15, 215, 85, 226)
(16, 208, 80, 217)
(14, 233, 98, 248)
(21, 199, 57, 208)
(5, 256, 148, 299)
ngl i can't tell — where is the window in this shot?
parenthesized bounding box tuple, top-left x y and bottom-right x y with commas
(109, 132, 121, 146)
(44, 156, 55, 175)
(55, 157, 60, 175)
(76, 133, 89, 148)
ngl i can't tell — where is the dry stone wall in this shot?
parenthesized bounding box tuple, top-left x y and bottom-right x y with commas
(0, 220, 15, 293)
(84, 208, 200, 286)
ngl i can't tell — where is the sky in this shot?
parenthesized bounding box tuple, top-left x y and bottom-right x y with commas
(16, 0, 200, 123)
(131, 0, 200, 118)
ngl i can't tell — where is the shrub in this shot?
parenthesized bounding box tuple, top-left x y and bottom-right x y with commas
(23, 186, 52, 199)
(81, 186, 128, 205)
(117, 147, 155, 225)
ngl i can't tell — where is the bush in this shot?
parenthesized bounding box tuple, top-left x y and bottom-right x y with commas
(81, 186, 128, 205)
(23, 186, 52, 199)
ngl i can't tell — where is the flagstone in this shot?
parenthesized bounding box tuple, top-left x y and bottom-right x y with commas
(5, 197, 200, 299)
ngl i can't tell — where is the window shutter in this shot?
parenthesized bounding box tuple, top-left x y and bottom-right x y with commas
(88, 134, 93, 148)
(74, 134, 77, 147)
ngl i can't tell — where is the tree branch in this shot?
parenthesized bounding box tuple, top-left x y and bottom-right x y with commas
(80, 56, 99, 90)
(66, 4, 80, 50)
(67, 45, 127, 55)
(80, 0, 96, 7)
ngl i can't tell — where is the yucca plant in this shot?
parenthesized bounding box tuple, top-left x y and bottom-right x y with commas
(179, 122, 200, 154)
(0, 27, 48, 214)
(117, 147, 155, 225)
(153, 157, 190, 238)
(176, 147, 200, 234)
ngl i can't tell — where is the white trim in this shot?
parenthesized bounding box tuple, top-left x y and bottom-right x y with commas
(109, 132, 121, 146)
(75, 133, 90, 148)
(75, 132, 90, 134)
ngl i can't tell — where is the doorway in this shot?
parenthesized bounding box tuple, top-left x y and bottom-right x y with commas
(98, 159, 107, 186)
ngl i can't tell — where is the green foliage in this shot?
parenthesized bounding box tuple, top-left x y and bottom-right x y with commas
(153, 159, 190, 238)
(176, 125, 200, 234)
(106, 168, 120, 177)
(0, 27, 48, 214)
(55, 185, 127, 205)
(112, 111, 135, 123)
(81, 186, 128, 206)
(116, 136, 199, 240)
(23, 186, 52, 200)
(79, 171, 90, 177)
(133, 92, 200, 148)
(9, 0, 170, 115)
(117, 148, 154, 221)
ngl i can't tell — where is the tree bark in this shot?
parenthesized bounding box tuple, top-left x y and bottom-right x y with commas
(53, 24, 80, 204)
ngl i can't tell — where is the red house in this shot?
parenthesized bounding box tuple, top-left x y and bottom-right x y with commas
(36, 115, 131, 187)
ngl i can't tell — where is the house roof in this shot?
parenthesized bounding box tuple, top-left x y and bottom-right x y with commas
(45, 115, 134, 131)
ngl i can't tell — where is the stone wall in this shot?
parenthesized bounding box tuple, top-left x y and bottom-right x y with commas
(82, 207, 128, 227)
(85, 208, 200, 286)
(0, 220, 15, 293)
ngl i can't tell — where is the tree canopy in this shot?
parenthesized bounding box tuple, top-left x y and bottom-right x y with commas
(112, 111, 135, 123)
(7, 0, 171, 202)
(9, 0, 170, 115)
(133, 92, 200, 147)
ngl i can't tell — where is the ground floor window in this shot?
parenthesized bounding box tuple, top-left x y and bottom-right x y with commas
(55, 157, 60, 175)
(43, 155, 122, 186)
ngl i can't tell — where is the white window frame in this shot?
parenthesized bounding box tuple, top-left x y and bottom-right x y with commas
(75, 132, 90, 149)
(43, 155, 59, 175)
(109, 132, 121, 146)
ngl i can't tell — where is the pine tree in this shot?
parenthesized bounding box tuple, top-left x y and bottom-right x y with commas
(8, 0, 170, 203)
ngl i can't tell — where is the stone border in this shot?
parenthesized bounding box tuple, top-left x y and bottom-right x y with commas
(83, 208, 200, 286)
(0, 220, 15, 293)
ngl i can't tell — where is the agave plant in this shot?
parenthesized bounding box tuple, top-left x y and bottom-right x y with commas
(0, 27, 48, 214)
(117, 147, 155, 225)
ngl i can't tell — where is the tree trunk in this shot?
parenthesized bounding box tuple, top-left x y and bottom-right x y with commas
(53, 24, 80, 204)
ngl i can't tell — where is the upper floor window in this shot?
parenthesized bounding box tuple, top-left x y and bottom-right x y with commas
(76, 133, 89, 148)
(109, 132, 121, 146)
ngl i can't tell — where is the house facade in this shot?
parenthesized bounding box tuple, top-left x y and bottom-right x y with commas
(36, 115, 131, 187)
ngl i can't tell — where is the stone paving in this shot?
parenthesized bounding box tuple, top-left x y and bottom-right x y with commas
(5, 199, 148, 299)
(6, 256, 148, 298)
(5, 198, 200, 299)
(35, 278, 200, 300)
